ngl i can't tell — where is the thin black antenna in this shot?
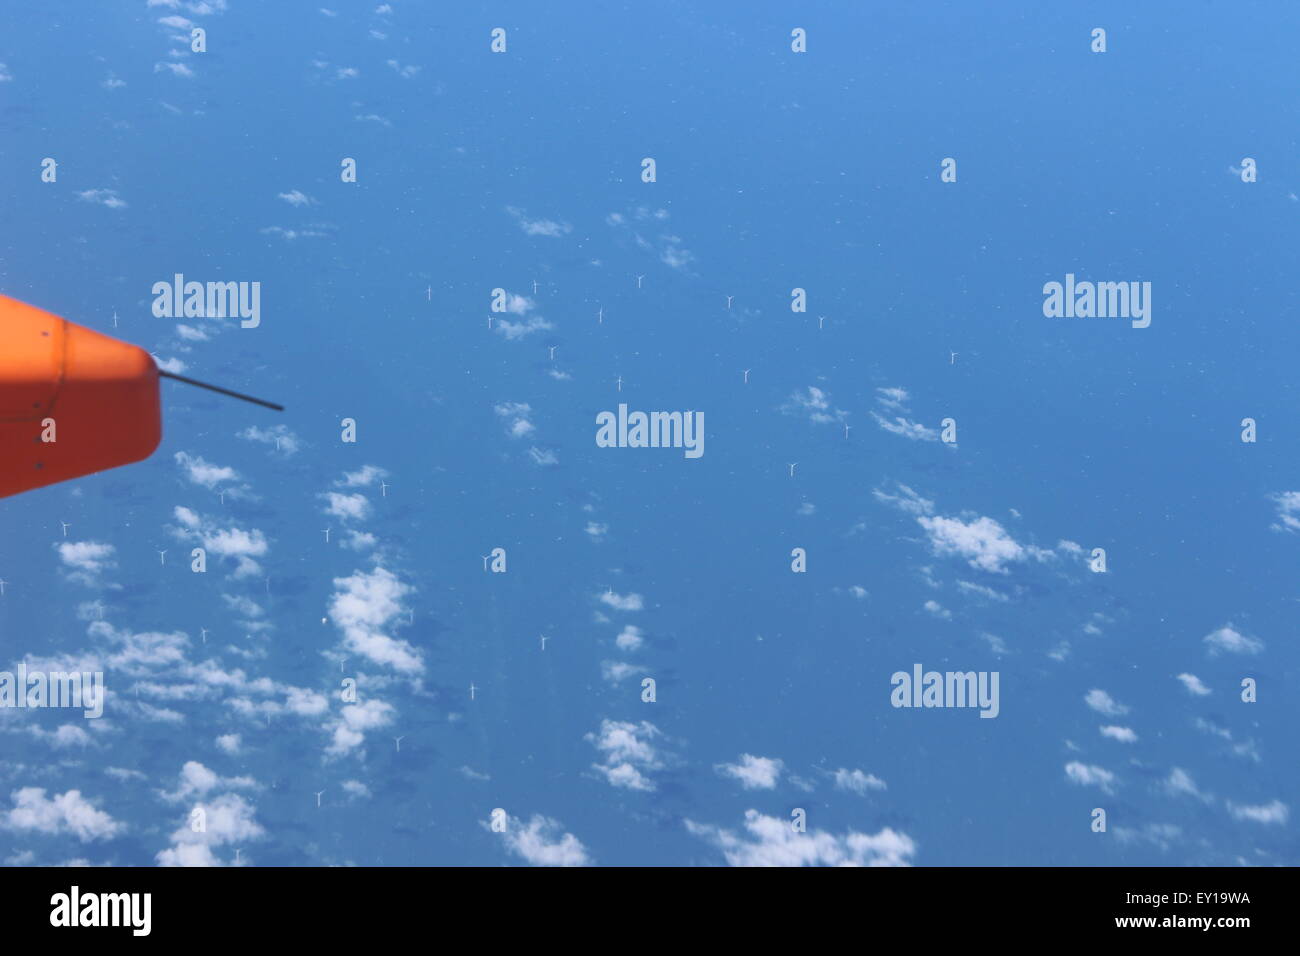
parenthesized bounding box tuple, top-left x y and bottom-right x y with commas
(159, 370, 284, 411)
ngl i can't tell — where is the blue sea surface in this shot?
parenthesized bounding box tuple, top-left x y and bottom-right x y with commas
(0, 1, 1296, 866)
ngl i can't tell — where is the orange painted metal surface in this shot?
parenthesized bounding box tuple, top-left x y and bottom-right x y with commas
(0, 294, 162, 498)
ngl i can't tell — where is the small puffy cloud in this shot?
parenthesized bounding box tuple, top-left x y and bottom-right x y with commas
(169, 508, 268, 578)
(1203, 624, 1263, 656)
(215, 734, 242, 755)
(277, 190, 315, 207)
(175, 324, 209, 342)
(237, 424, 300, 456)
(156, 793, 264, 867)
(1165, 768, 1211, 802)
(506, 206, 572, 237)
(1064, 761, 1116, 794)
(492, 813, 591, 866)
(174, 452, 239, 489)
(161, 761, 256, 802)
(76, 188, 128, 209)
(598, 590, 643, 612)
(321, 492, 370, 523)
(56, 541, 116, 585)
(327, 699, 396, 756)
(1084, 689, 1129, 717)
(832, 768, 887, 795)
(916, 514, 1028, 574)
(1227, 800, 1288, 825)
(781, 386, 846, 424)
(716, 755, 783, 791)
(686, 810, 915, 867)
(1099, 725, 1137, 743)
(1176, 673, 1211, 696)
(873, 484, 934, 517)
(600, 660, 646, 684)
(327, 567, 421, 673)
(494, 315, 553, 341)
(386, 59, 421, 78)
(875, 387, 909, 410)
(155, 61, 195, 78)
(494, 402, 535, 438)
(343, 530, 377, 552)
(335, 465, 387, 488)
(922, 600, 951, 620)
(872, 412, 938, 442)
(2, 788, 122, 842)
(1269, 491, 1300, 533)
(587, 719, 664, 792)
(615, 625, 644, 651)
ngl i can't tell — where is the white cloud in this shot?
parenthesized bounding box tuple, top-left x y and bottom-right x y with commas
(76, 190, 127, 212)
(2, 788, 122, 842)
(169, 508, 268, 578)
(587, 720, 664, 792)
(872, 484, 934, 516)
(599, 590, 643, 612)
(215, 734, 242, 755)
(615, 625, 644, 651)
(327, 568, 421, 674)
(155, 61, 195, 78)
(1084, 689, 1129, 717)
(336, 465, 387, 488)
(277, 190, 315, 206)
(506, 206, 572, 237)
(832, 768, 887, 795)
(1269, 491, 1300, 533)
(321, 492, 370, 523)
(161, 761, 256, 802)
(156, 793, 264, 866)
(922, 600, 951, 620)
(600, 660, 646, 684)
(237, 424, 300, 456)
(1176, 673, 1211, 696)
(686, 811, 915, 867)
(872, 412, 939, 441)
(916, 514, 1027, 573)
(1203, 624, 1263, 656)
(1165, 768, 1211, 802)
(1227, 800, 1288, 825)
(1099, 725, 1137, 743)
(716, 755, 783, 791)
(494, 402, 535, 438)
(493, 813, 591, 866)
(1064, 761, 1116, 794)
(781, 386, 846, 424)
(494, 315, 553, 341)
(56, 541, 116, 585)
(326, 699, 395, 755)
(875, 387, 909, 410)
